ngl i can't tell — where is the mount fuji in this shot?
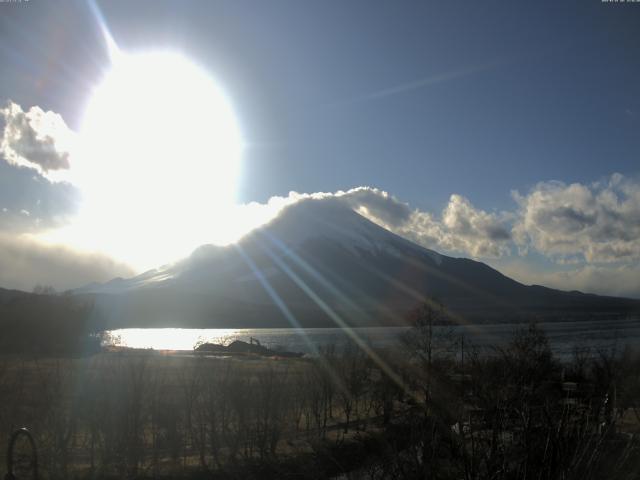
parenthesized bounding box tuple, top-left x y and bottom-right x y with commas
(78, 197, 640, 329)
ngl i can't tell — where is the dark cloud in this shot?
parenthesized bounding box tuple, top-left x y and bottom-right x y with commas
(0, 234, 135, 292)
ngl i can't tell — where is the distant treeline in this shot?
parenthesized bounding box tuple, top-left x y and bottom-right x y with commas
(0, 289, 100, 355)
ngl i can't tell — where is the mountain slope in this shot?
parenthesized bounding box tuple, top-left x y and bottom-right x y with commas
(79, 198, 640, 328)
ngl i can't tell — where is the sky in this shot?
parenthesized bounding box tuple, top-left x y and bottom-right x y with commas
(0, 0, 639, 297)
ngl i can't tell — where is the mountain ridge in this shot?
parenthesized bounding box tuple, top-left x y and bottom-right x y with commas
(72, 198, 640, 329)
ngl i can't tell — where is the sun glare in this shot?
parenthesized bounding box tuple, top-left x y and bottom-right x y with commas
(68, 51, 243, 269)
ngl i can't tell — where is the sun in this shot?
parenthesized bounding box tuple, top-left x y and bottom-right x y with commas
(71, 51, 243, 269)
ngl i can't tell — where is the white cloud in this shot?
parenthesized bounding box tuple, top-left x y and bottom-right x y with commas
(0, 100, 74, 176)
(0, 99, 636, 298)
(0, 101, 130, 292)
(438, 194, 512, 257)
(334, 188, 512, 258)
(338, 187, 412, 227)
(249, 184, 640, 297)
(253, 187, 513, 259)
(512, 174, 640, 263)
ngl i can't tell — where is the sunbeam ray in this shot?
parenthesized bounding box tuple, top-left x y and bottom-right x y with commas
(234, 243, 318, 354)
(260, 229, 408, 326)
(234, 242, 351, 395)
(87, 0, 120, 62)
(256, 238, 409, 394)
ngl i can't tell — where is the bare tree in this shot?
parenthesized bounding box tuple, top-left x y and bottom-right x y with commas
(402, 298, 454, 405)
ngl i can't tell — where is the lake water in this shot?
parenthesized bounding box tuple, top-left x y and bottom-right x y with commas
(105, 317, 640, 359)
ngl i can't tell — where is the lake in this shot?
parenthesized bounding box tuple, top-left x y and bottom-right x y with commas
(104, 317, 640, 359)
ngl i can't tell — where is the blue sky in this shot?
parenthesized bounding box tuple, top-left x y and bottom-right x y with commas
(2, 1, 639, 209)
(0, 0, 639, 296)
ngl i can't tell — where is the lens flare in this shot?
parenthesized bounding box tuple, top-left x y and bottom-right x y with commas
(67, 51, 243, 269)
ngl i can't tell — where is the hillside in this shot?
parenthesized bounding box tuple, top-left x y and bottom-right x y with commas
(75, 198, 640, 329)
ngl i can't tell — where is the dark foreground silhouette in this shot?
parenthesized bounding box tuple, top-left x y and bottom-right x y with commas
(2, 306, 640, 480)
(195, 339, 304, 358)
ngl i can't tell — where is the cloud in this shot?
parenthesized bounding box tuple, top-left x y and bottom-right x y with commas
(438, 194, 512, 256)
(251, 183, 639, 297)
(330, 187, 512, 258)
(512, 174, 640, 263)
(0, 101, 80, 236)
(0, 100, 74, 175)
(338, 187, 412, 227)
(0, 99, 635, 298)
(0, 101, 128, 291)
(500, 261, 640, 300)
(0, 159, 80, 233)
(0, 233, 135, 292)
(254, 187, 513, 259)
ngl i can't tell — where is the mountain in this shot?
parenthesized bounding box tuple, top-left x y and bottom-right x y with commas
(78, 198, 640, 329)
(0, 287, 33, 304)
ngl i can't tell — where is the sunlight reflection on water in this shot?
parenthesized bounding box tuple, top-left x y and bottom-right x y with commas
(103, 328, 242, 351)
(104, 318, 640, 357)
